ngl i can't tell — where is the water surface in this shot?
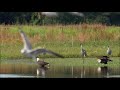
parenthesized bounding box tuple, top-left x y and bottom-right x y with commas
(0, 58, 120, 78)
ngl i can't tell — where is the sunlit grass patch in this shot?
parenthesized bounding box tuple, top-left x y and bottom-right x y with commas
(1, 24, 120, 59)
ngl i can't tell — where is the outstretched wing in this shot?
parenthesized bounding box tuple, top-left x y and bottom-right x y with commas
(19, 30, 32, 50)
(28, 48, 64, 58)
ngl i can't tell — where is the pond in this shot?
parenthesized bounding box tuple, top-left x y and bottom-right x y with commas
(0, 58, 120, 78)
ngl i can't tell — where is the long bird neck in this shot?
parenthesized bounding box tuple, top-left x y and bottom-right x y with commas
(108, 47, 110, 50)
(81, 45, 84, 50)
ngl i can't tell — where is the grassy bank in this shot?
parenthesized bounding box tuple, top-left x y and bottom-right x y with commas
(1, 57, 120, 67)
(45, 57, 120, 67)
(1, 24, 120, 59)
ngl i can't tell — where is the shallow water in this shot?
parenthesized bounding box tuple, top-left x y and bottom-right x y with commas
(0, 58, 120, 78)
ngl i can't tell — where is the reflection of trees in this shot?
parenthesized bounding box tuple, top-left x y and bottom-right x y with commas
(2, 61, 120, 78)
(71, 66, 110, 78)
(0, 63, 37, 74)
(71, 66, 86, 78)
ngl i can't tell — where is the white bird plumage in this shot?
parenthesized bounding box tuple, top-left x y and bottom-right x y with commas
(19, 30, 64, 61)
(41, 12, 84, 17)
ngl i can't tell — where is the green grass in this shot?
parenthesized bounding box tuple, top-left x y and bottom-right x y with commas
(1, 57, 120, 67)
(0, 24, 120, 59)
(45, 57, 120, 67)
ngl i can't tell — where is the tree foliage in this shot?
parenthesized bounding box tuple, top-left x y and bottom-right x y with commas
(0, 12, 119, 25)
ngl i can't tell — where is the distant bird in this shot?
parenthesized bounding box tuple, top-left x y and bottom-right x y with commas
(41, 12, 58, 17)
(19, 30, 64, 62)
(97, 56, 112, 64)
(107, 46, 112, 56)
(41, 12, 84, 17)
(80, 44, 87, 57)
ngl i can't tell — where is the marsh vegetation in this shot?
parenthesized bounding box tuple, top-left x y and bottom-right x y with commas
(1, 24, 120, 59)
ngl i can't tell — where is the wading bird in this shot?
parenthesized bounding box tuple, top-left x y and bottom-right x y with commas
(19, 30, 64, 62)
(80, 44, 87, 57)
(97, 56, 112, 64)
(107, 46, 112, 56)
(37, 58, 49, 67)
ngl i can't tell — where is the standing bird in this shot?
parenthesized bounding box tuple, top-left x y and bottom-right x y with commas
(81, 44, 87, 57)
(19, 30, 64, 62)
(107, 46, 112, 56)
(37, 58, 49, 67)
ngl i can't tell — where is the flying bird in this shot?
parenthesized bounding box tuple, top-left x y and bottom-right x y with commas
(19, 30, 64, 61)
(41, 12, 84, 17)
(41, 12, 58, 17)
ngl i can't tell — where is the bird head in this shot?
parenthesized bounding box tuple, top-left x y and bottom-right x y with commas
(80, 44, 82, 48)
(97, 59, 101, 63)
(37, 58, 40, 62)
(21, 49, 25, 54)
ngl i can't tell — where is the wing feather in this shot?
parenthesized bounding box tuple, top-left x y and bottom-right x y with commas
(28, 48, 64, 58)
(19, 30, 32, 50)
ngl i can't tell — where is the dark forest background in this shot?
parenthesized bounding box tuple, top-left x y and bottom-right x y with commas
(0, 12, 120, 25)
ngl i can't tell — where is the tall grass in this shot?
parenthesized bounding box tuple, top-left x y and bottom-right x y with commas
(0, 24, 120, 59)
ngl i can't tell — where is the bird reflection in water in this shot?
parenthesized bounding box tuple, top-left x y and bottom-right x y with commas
(97, 66, 109, 77)
(80, 65, 86, 78)
(37, 66, 49, 78)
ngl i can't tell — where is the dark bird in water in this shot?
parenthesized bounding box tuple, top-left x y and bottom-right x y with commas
(97, 56, 112, 64)
(37, 58, 49, 67)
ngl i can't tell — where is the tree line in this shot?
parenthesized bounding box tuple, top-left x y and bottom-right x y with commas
(0, 12, 120, 25)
